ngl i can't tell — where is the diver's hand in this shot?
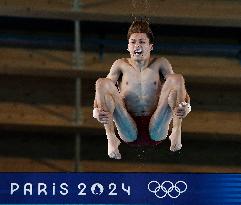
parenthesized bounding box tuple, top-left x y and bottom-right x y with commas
(93, 108, 111, 124)
(174, 102, 191, 119)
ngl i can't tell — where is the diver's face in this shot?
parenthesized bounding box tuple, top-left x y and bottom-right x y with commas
(128, 33, 153, 61)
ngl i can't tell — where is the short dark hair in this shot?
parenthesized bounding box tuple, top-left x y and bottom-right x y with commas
(127, 19, 154, 44)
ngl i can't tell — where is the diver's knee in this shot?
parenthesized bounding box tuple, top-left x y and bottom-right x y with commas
(166, 74, 184, 86)
(95, 78, 105, 87)
(95, 78, 114, 90)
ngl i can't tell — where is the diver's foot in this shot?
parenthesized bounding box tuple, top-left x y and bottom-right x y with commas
(108, 148, 121, 160)
(169, 128, 182, 152)
(107, 134, 121, 159)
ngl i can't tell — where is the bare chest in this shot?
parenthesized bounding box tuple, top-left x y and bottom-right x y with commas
(119, 67, 162, 90)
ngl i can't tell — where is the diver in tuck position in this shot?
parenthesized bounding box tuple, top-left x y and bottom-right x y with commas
(93, 20, 191, 159)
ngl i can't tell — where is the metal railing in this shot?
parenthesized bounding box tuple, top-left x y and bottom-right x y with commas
(73, 0, 83, 172)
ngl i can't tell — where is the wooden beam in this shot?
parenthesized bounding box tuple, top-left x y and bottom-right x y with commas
(0, 0, 241, 27)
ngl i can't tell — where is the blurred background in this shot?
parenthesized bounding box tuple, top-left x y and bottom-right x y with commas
(0, 0, 240, 172)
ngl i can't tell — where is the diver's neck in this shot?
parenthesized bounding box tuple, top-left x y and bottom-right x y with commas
(130, 57, 150, 71)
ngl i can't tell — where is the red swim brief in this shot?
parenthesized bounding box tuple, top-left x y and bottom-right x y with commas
(126, 115, 162, 147)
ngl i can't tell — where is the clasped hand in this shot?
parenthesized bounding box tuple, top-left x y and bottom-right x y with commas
(93, 108, 111, 124)
(174, 102, 191, 119)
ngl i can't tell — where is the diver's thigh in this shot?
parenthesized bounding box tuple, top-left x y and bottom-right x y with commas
(113, 101, 137, 142)
(96, 80, 137, 142)
(149, 104, 172, 141)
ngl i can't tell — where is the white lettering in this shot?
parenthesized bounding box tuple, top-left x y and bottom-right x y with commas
(38, 183, 47, 195)
(24, 183, 32, 195)
(122, 183, 131, 195)
(52, 183, 56, 195)
(78, 183, 87, 195)
(108, 183, 117, 195)
(10, 183, 19, 195)
(60, 183, 68, 195)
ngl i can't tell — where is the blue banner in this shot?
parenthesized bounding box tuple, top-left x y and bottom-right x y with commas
(0, 173, 241, 204)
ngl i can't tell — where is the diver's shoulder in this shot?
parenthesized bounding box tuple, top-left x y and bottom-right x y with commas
(114, 58, 131, 67)
(148, 57, 167, 67)
(154, 57, 172, 68)
(119, 58, 130, 64)
(111, 58, 124, 69)
(112, 58, 128, 66)
(154, 56, 170, 63)
(110, 58, 129, 72)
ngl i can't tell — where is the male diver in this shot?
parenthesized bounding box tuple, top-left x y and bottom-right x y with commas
(93, 20, 191, 159)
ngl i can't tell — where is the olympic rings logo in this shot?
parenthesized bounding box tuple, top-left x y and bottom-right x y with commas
(148, 180, 187, 199)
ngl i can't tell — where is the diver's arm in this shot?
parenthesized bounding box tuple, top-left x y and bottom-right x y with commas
(159, 57, 174, 79)
(106, 59, 122, 84)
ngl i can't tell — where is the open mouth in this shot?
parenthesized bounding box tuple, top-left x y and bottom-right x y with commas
(134, 48, 143, 55)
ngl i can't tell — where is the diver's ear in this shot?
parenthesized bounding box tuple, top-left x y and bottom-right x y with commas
(127, 48, 129, 52)
(150, 44, 153, 51)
